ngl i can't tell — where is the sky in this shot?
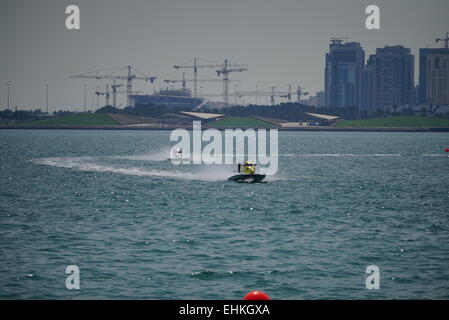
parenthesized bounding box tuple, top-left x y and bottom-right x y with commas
(0, 0, 448, 111)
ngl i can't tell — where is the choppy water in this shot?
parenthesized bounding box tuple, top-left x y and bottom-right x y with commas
(1, 129, 449, 299)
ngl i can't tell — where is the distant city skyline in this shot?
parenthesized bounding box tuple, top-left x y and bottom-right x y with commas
(363, 45, 415, 110)
(325, 41, 365, 109)
(1, 0, 448, 111)
(419, 47, 449, 105)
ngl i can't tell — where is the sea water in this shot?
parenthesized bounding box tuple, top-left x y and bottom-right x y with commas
(1, 129, 449, 299)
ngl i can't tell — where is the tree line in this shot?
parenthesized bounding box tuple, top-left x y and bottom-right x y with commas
(2, 102, 448, 122)
(95, 103, 192, 118)
(95, 102, 365, 121)
(0, 109, 74, 121)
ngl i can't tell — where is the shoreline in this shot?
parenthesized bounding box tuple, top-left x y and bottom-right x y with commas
(1, 124, 449, 132)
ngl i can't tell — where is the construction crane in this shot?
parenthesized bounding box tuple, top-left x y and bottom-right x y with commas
(174, 58, 222, 97)
(330, 36, 348, 46)
(223, 85, 308, 105)
(295, 85, 309, 102)
(201, 87, 284, 106)
(267, 85, 309, 104)
(95, 84, 141, 107)
(229, 85, 295, 105)
(173, 58, 247, 101)
(71, 66, 156, 107)
(95, 84, 110, 107)
(436, 32, 449, 49)
(111, 80, 123, 108)
(277, 84, 308, 103)
(280, 85, 294, 102)
(201, 89, 261, 105)
(267, 85, 308, 104)
(216, 59, 248, 106)
(265, 86, 292, 105)
(164, 73, 189, 89)
(164, 72, 241, 91)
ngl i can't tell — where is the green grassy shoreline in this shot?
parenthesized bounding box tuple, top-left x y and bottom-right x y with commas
(336, 116, 449, 128)
(10, 114, 449, 130)
(20, 113, 117, 126)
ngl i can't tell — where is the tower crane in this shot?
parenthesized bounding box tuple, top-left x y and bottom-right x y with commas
(95, 84, 141, 107)
(174, 58, 223, 97)
(164, 73, 189, 89)
(164, 72, 241, 91)
(436, 32, 449, 49)
(223, 85, 308, 105)
(200, 88, 279, 106)
(111, 80, 123, 108)
(330, 36, 349, 46)
(265, 85, 308, 105)
(173, 58, 247, 102)
(295, 85, 309, 102)
(279, 85, 293, 102)
(216, 59, 248, 106)
(263, 86, 290, 105)
(278, 85, 309, 103)
(95, 84, 110, 107)
(71, 66, 157, 107)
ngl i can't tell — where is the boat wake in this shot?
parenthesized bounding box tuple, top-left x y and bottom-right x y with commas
(421, 154, 449, 157)
(112, 148, 172, 162)
(31, 157, 198, 180)
(30, 157, 254, 182)
(296, 153, 402, 157)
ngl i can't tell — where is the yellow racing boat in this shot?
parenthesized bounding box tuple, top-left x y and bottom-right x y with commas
(228, 161, 266, 183)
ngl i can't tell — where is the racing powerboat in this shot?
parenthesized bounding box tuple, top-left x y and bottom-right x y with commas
(168, 148, 189, 161)
(228, 161, 266, 183)
(173, 148, 183, 159)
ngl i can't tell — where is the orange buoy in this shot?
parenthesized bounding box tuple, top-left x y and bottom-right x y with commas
(243, 290, 271, 300)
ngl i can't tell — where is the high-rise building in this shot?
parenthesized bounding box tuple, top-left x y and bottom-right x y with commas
(316, 91, 325, 107)
(325, 40, 365, 108)
(424, 51, 449, 105)
(362, 56, 376, 110)
(419, 48, 449, 105)
(301, 91, 325, 107)
(364, 46, 415, 110)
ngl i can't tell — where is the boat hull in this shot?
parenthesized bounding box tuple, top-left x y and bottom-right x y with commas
(227, 174, 266, 183)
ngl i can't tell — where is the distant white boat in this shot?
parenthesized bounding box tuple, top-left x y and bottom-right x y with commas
(168, 148, 190, 161)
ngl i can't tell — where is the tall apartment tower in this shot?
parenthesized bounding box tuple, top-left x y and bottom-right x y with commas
(325, 40, 365, 108)
(364, 46, 415, 110)
(419, 47, 449, 105)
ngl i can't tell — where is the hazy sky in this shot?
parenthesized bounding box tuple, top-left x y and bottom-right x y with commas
(0, 0, 448, 110)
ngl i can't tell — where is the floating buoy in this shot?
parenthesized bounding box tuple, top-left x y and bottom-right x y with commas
(445, 148, 449, 152)
(243, 290, 271, 300)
